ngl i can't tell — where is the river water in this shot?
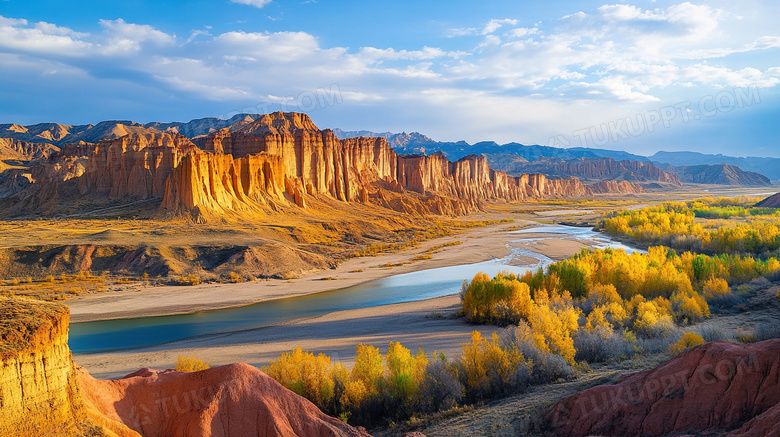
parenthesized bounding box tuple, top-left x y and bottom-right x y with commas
(69, 225, 641, 354)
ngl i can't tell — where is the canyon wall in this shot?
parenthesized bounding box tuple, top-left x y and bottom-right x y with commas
(589, 180, 644, 194)
(5, 112, 596, 219)
(161, 113, 593, 218)
(61, 133, 197, 199)
(493, 156, 682, 185)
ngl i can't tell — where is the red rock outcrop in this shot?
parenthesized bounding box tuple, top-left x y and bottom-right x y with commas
(588, 180, 644, 194)
(549, 339, 780, 437)
(78, 365, 371, 437)
(756, 192, 780, 208)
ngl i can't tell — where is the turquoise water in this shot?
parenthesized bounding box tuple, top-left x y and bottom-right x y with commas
(69, 225, 638, 354)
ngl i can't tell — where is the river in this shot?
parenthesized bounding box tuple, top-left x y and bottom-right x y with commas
(69, 225, 642, 354)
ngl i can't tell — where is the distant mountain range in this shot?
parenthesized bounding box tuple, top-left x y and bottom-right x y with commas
(655, 163, 771, 186)
(649, 151, 780, 181)
(0, 114, 260, 147)
(333, 129, 778, 184)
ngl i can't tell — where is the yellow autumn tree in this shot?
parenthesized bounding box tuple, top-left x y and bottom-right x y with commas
(459, 331, 522, 399)
(175, 355, 211, 372)
(671, 332, 706, 355)
(527, 303, 579, 363)
(702, 277, 730, 301)
(386, 341, 417, 402)
(671, 290, 710, 324)
(261, 347, 336, 409)
(352, 343, 384, 394)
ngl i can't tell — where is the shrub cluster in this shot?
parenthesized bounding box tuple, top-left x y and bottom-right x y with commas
(263, 330, 573, 427)
(601, 196, 780, 256)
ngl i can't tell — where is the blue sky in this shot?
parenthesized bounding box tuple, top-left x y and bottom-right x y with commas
(1, 0, 779, 157)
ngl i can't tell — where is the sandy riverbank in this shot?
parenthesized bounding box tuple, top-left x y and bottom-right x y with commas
(68, 217, 590, 322)
(75, 294, 494, 379)
(73, 225, 600, 379)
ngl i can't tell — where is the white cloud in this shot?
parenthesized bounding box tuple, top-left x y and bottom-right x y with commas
(448, 18, 519, 37)
(0, 16, 27, 26)
(187, 29, 211, 44)
(446, 27, 477, 38)
(0, 17, 92, 55)
(230, 0, 272, 8)
(357, 46, 460, 62)
(214, 31, 323, 61)
(0, 3, 778, 149)
(482, 18, 518, 35)
(506, 27, 539, 38)
(682, 64, 780, 88)
(99, 18, 175, 53)
(34, 21, 89, 38)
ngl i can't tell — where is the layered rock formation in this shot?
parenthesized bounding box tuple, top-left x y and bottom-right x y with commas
(659, 163, 772, 186)
(0, 138, 61, 199)
(0, 138, 60, 161)
(0, 297, 88, 436)
(549, 339, 780, 437)
(4, 112, 596, 219)
(2, 132, 197, 215)
(487, 156, 681, 185)
(588, 180, 644, 194)
(0, 297, 372, 437)
(61, 133, 197, 199)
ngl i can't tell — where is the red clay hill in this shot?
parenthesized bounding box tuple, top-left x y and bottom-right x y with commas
(549, 339, 780, 437)
(0, 296, 369, 437)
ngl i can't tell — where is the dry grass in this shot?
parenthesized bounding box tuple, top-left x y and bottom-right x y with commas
(0, 200, 514, 298)
(0, 296, 69, 358)
(0, 272, 122, 302)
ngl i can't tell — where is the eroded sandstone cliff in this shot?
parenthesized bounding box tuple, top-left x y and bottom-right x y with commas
(3, 112, 598, 219)
(160, 113, 593, 219)
(588, 180, 644, 194)
(0, 297, 90, 436)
